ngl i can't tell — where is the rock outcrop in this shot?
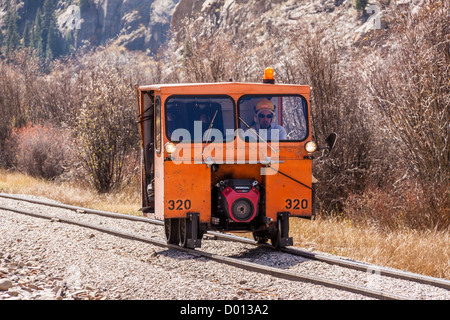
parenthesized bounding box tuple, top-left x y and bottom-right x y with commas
(70, 0, 180, 52)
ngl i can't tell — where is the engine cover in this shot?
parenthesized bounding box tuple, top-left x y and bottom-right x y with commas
(218, 179, 260, 223)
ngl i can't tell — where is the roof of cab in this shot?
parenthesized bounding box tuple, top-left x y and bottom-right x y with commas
(137, 82, 310, 96)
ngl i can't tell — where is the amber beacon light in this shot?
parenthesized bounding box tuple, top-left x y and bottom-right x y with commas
(263, 67, 275, 84)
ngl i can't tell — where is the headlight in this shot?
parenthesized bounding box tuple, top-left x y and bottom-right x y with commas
(305, 141, 318, 153)
(165, 142, 176, 154)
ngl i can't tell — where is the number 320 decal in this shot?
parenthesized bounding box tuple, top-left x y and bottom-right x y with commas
(285, 199, 308, 210)
(168, 199, 191, 210)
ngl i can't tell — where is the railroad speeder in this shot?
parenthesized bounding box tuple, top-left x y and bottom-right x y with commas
(135, 68, 336, 249)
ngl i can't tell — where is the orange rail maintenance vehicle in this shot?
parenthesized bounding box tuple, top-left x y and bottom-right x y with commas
(135, 68, 336, 249)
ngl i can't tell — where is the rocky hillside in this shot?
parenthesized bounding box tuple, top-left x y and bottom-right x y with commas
(0, 0, 424, 56)
(171, 0, 430, 48)
(0, 0, 180, 54)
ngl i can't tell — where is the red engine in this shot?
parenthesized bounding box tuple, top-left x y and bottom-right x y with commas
(217, 179, 260, 223)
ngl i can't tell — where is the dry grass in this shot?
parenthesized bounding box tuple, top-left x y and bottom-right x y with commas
(0, 170, 448, 279)
(0, 170, 140, 215)
(291, 218, 450, 280)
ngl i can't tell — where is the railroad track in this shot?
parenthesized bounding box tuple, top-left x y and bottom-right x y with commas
(1, 192, 449, 300)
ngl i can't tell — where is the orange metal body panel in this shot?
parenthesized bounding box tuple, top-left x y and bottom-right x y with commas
(265, 160, 313, 219)
(163, 162, 211, 223)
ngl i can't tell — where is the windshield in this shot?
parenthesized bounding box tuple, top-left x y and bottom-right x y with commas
(238, 95, 308, 142)
(165, 96, 235, 142)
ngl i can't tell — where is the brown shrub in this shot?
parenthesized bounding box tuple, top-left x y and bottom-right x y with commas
(346, 181, 450, 232)
(0, 51, 37, 168)
(70, 48, 141, 193)
(362, 1, 449, 230)
(10, 123, 72, 179)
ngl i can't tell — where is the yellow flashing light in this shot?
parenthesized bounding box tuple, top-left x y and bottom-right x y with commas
(263, 67, 275, 84)
(264, 67, 274, 79)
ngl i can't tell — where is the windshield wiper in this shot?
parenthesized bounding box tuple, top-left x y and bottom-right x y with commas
(201, 109, 219, 156)
(238, 117, 279, 153)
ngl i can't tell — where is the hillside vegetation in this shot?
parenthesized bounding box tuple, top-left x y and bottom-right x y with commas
(0, 0, 448, 235)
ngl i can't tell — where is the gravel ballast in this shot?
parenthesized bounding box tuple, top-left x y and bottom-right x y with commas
(0, 194, 449, 301)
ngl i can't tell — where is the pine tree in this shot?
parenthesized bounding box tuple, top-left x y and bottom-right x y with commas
(46, 23, 58, 60)
(5, 6, 21, 54)
(33, 9, 44, 57)
(41, 0, 53, 54)
(0, 28, 3, 50)
(42, 0, 62, 60)
(23, 20, 32, 48)
(64, 29, 75, 55)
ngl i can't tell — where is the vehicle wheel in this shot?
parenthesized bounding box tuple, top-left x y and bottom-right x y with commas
(270, 220, 282, 248)
(165, 218, 179, 245)
(178, 218, 192, 248)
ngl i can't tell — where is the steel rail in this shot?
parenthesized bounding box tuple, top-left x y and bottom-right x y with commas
(0, 203, 412, 300)
(1, 192, 449, 291)
(206, 235, 450, 291)
(0, 192, 164, 225)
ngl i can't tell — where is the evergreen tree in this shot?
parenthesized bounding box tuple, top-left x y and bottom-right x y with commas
(5, 6, 21, 54)
(64, 29, 75, 55)
(42, 0, 62, 59)
(33, 9, 44, 57)
(23, 20, 32, 48)
(46, 23, 58, 60)
(0, 28, 3, 50)
(41, 0, 54, 54)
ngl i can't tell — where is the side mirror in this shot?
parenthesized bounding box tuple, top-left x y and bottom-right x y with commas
(325, 132, 337, 153)
(318, 133, 337, 156)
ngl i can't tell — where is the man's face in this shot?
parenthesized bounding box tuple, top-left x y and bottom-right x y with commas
(258, 110, 273, 129)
